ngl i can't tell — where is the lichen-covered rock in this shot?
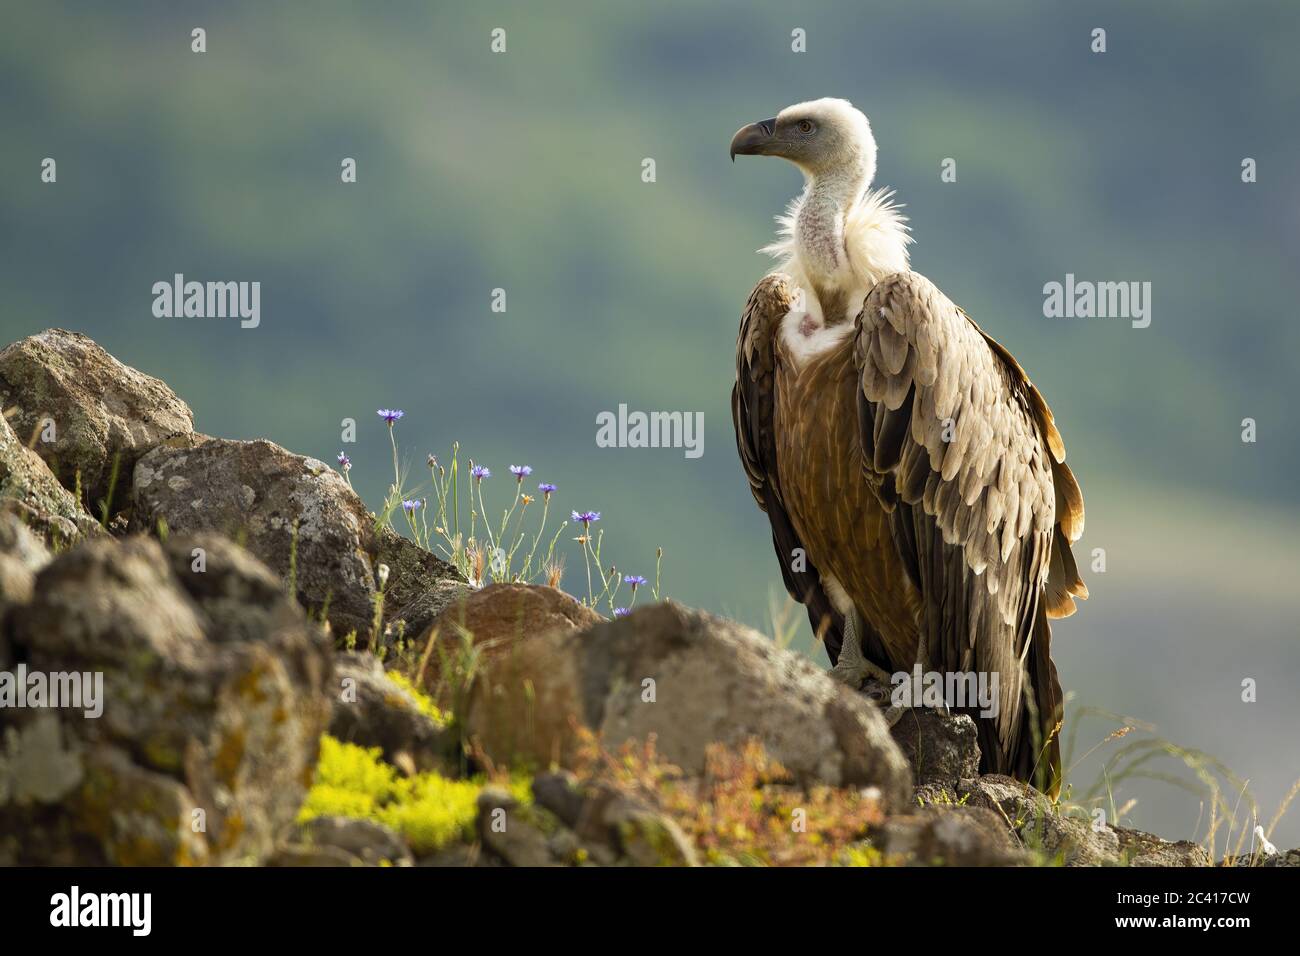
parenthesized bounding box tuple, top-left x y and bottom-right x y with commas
(0, 511, 51, 617)
(131, 437, 378, 639)
(0, 412, 98, 544)
(890, 709, 981, 789)
(0, 533, 332, 865)
(959, 774, 1122, 866)
(476, 788, 562, 867)
(1115, 826, 1211, 867)
(466, 601, 912, 805)
(0, 330, 194, 514)
(273, 816, 413, 867)
(329, 652, 456, 772)
(601, 795, 697, 867)
(877, 806, 1032, 866)
(375, 527, 468, 645)
(1257, 848, 1300, 867)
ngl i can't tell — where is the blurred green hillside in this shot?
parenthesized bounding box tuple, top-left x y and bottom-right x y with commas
(2, 0, 1298, 848)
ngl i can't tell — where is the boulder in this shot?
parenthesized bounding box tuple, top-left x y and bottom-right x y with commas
(877, 806, 1032, 866)
(0, 533, 332, 865)
(476, 788, 562, 867)
(465, 600, 912, 805)
(420, 582, 600, 699)
(0, 330, 193, 513)
(0, 412, 98, 544)
(959, 774, 1122, 865)
(890, 709, 981, 789)
(329, 652, 456, 772)
(132, 437, 378, 639)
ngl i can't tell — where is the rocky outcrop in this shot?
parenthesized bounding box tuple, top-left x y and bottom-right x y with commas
(132, 437, 380, 639)
(0, 533, 332, 866)
(0, 330, 194, 514)
(130, 438, 469, 645)
(0, 413, 99, 543)
(465, 599, 913, 805)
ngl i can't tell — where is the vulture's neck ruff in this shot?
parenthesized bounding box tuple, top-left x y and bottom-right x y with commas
(743, 98, 911, 342)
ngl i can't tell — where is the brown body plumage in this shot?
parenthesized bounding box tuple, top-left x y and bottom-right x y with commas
(734, 270, 1086, 795)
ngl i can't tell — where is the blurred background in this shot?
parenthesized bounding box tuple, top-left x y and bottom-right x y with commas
(2, 0, 1298, 849)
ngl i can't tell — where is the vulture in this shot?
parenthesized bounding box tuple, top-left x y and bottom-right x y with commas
(729, 98, 1086, 795)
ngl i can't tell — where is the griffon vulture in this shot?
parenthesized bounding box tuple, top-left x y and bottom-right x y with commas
(730, 99, 1086, 794)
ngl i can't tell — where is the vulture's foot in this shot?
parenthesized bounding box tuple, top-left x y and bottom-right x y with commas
(862, 678, 907, 727)
(829, 613, 907, 725)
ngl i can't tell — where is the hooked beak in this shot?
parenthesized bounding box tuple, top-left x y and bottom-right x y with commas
(730, 118, 778, 162)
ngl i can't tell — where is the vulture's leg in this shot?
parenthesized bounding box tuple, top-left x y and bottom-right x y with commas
(830, 611, 906, 726)
(911, 629, 950, 716)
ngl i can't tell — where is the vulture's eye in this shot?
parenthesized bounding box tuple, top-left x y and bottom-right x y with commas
(797, 119, 815, 134)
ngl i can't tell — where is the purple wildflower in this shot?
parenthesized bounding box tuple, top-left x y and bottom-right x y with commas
(613, 607, 630, 618)
(624, 574, 647, 589)
(336, 452, 351, 470)
(378, 409, 404, 425)
(402, 499, 421, 513)
(538, 482, 557, 498)
(509, 465, 533, 482)
(571, 510, 601, 528)
(471, 465, 491, 481)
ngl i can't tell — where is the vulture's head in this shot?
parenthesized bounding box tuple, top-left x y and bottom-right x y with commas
(729, 97, 877, 182)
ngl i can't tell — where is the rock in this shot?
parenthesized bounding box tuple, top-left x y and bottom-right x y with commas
(132, 437, 378, 639)
(1257, 848, 1300, 867)
(329, 652, 456, 772)
(958, 774, 1122, 866)
(421, 582, 601, 699)
(603, 797, 697, 867)
(0, 330, 194, 513)
(890, 709, 981, 789)
(277, 816, 413, 867)
(1114, 826, 1211, 867)
(267, 844, 361, 867)
(374, 527, 468, 645)
(466, 601, 912, 805)
(0, 511, 50, 615)
(877, 806, 1032, 866)
(564, 780, 696, 868)
(532, 770, 587, 828)
(0, 533, 332, 865)
(476, 788, 560, 867)
(0, 412, 98, 544)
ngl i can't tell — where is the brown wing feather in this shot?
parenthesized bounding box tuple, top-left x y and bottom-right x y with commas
(733, 274, 846, 660)
(854, 271, 1083, 795)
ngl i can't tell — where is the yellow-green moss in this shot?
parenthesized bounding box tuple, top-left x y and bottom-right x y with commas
(298, 735, 529, 855)
(384, 670, 447, 726)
